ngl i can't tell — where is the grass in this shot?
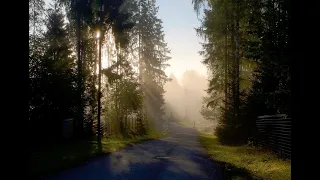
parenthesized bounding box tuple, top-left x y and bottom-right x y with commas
(199, 134, 291, 180)
(29, 131, 169, 178)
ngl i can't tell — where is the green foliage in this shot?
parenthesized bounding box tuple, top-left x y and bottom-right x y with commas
(29, 2, 77, 140)
(126, 0, 171, 131)
(29, 0, 170, 143)
(193, 0, 290, 144)
(200, 96, 221, 122)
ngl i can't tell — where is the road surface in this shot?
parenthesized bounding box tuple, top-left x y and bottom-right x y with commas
(45, 124, 223, 180)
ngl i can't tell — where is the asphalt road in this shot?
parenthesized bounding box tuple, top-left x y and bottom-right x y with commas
(45, 124, 223, 180)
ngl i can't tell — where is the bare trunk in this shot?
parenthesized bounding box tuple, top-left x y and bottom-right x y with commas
(138, 1, 142, 85)
(138, 1, 145, 129)
(107, 40, 111, 134)
(33, 0, 36, 46)
(115, 44, 119, 133)
(230, 3, 236, 124)
(90, 38, 98, 135)
(224, 5, 228, 110)
(97, 1, 103, 136)
(235, 0, 240, 122)
(125, 109, 128, 131)
(76, 13, 84, 136)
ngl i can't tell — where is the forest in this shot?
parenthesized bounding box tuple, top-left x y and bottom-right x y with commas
(29, 0, 292, 179)
(29, 0, 171, 142)
(30, 0, 291, 146)
(192, 0, 291, 144)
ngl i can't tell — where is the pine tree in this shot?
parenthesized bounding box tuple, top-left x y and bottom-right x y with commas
(193, 0, 290, 143)
(136, 0, 171, 131)
(30, 2, 77, 140)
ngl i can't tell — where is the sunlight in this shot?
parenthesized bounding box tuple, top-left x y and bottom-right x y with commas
(96, 31, 100, 39)
(94, 29, 117, 77)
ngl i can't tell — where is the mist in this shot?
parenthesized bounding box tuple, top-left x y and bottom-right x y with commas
(163, 70, 209, 127)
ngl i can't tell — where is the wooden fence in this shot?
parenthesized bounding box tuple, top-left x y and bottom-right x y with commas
(256, 114, 291, 158)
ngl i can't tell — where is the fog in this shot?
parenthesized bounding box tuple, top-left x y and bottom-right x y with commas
(163, 70, 209, 126)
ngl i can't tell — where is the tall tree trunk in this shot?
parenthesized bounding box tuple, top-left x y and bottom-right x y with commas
(230, 0, 236, 126)
(138, 1, 145, 129)
(125, 109, 128, 132)
(107, 40, 111, 134)
(90, 38, 98, 135)
(117, 44, 122, 133)
(97, 1, 103, 136)
(138, 0, 142, 84)
(32, 0, 36, 46)
(76, 12, 84, 137)
(115, 43, 119, 133)
(224, 4, 228, 110)
(235, 0, 240, 122)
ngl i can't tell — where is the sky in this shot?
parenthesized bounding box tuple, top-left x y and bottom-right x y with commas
(43, 0, 207, 83)
(156, 0, 207, 83)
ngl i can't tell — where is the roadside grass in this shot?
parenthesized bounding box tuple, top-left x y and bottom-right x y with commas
(199, 134, 291, 180)
(29, 131, 169, 178)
